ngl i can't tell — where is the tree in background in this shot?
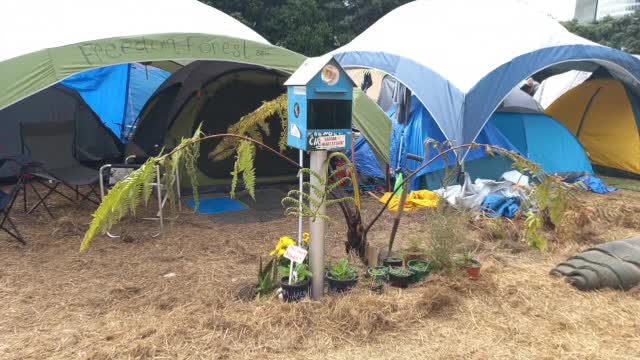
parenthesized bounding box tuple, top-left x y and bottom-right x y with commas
(202, 0, 412, 56)
(563, 11, 640, 54)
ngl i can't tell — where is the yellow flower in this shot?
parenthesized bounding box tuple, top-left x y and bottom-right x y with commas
(303, 232, 310, 246)
(270, 236, 296, 257)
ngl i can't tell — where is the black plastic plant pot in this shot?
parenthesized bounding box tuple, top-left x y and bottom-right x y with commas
(407, 260, 432, 283)
(326, 273, 359, 294)
(280, 277, 311, 302)
(383, 257, 404, 268)
(388, 269, 414, 289)
(367, 266, 390, 282)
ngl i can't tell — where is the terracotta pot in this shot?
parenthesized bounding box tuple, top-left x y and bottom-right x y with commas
(465, 261, 481, 280)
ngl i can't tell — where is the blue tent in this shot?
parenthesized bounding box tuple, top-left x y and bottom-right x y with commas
(489, 113, 593, 175)
(61, 63, 170, 141)
(354, 96, 593, 190)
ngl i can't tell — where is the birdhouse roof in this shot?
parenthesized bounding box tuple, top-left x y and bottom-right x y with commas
(284, 54, 355, 87)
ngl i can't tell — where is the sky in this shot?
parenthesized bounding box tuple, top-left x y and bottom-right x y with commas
(520, 0, 577, 21)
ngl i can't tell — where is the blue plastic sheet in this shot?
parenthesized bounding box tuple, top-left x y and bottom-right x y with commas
(576, 176, 617, 194)
(481, 194, 521, 218)
(349, 137, 385, 178)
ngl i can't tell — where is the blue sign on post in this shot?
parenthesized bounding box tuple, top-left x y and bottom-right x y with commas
(284, 55, 355, 152)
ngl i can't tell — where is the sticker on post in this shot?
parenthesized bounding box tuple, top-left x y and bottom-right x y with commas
(284, 245, 308, 264)
(317, 135, 346, 150)
(290, 124, 301, 139)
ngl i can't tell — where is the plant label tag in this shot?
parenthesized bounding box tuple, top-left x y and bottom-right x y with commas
(317, 135, 346, 150)
(284, 245, 308, 264)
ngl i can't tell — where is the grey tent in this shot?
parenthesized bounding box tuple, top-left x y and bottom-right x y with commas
(0, 85, 123, 179)
(129, 61, 300, 186)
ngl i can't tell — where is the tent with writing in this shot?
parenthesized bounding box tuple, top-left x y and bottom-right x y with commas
(332, 0, 640, 183)
(0, 0, 392, 188)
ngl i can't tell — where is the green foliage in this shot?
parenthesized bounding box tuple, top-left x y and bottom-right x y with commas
(525, 211, 547, 251)
(479, 144, 579, 251)
(402, 236, 427, 259)
(281, 167, 354, 222)
(563, 11, 640, 54)
(328, 259, 358, 280)
(230, 140, 257, 200)
(257, 257, 279, 297)
(424, 208, 464, 272)
(278, 263, 313, 284)
(388, 267, 413, 277)
(457, 251, 479, 268)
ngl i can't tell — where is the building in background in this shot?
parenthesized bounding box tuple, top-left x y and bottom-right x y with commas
(575, 0, 640, 22)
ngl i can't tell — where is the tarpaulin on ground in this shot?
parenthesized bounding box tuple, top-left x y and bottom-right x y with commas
(379, 190, 440, 212)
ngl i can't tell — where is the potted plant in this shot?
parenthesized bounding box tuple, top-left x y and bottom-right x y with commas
(459, 251, 481, 280)
(383, 257, 404, 268)
(326, 259, 359, 293)
(279, 263, 313, 302)
(388, 267, 414, 288)
(407, 260, 431, 283)
(367, 266, 389, 282)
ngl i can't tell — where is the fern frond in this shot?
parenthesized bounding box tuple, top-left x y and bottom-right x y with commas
(210, 93, 288, 161)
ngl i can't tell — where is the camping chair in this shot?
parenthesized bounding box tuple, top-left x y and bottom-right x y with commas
(20, 121, 100, 217)
(0, 158, 27, 244)
(98, 155, 181, 238)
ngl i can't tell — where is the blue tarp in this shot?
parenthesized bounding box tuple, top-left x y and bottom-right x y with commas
(349, 137, 386, 179)
(481, 194, 521, 218)
(61, 64, 170, 141)
(576, 176, 617, 194)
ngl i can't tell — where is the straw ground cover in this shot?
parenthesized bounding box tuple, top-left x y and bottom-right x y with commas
(0, 185, 639, 359)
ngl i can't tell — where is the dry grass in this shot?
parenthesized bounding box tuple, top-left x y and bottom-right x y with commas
(0, 185, 639, 359)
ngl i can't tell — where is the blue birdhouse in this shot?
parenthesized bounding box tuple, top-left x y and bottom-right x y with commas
(284, 55, 355, 152)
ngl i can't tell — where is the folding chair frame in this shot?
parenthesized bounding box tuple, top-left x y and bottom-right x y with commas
(1, 192, 25, 245)
(1, 159, 27, 245)
(98, 161, 181, 239)
(21, 170, 101, 218)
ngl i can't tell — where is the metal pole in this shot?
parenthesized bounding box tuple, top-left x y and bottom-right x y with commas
(309, 150, 327, 300)
(289, 150, 305, 285)
(298, 150, 304, 246)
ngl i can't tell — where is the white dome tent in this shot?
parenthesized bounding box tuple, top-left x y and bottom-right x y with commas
(0, 0, 303, 111)
(0, 0, 393, 170)
(332, 0, 640, 152)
